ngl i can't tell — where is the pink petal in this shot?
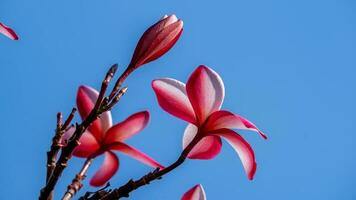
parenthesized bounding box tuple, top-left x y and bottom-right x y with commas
(183, 124, 222, 160)
(73, 132, 100, 158)
(90, 151, 119, 187)
(76, 85, 112, 141)
(181, 184, 207, 200)
(104, 111, 150, 143)
(152, 78, 196, 124)
(0, 22, 18, 40)
(186, 65, 225, 125)
(205, 110, 267, 139)
(109, 142, 164, 169)
(62, 127, 100, 158)
(210, 129, 257, 180)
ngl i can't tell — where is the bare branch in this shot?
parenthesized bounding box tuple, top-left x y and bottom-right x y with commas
(81, 133, 202, 200)
(45, 109, 77, 200)
(39, 64, 123, 200)
(62, 158, 94, 200)
(94, 64, 118, 111)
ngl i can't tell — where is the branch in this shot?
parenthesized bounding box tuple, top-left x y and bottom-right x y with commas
(46, 109, 76, 200)
(94, 64, 118, 111)
(81, 133, 202, 200)
(62, 158, 94, 200)
(39, 64, 126, 200)
(79, 183, 112, 200)
(108, 64, 132, 101)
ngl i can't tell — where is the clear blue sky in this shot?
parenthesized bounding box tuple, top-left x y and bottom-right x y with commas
(0, 0, 355, 199)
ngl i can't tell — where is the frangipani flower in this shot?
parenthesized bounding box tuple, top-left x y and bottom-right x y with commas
(122, 14, 183, 79)
(0, 21, 18, 40)
(182, 184, 207, 200)
(65, 85, 163, 187)
(152, 65, 266, 180)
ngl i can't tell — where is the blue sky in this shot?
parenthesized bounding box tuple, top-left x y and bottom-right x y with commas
(0, 0, 355, 199)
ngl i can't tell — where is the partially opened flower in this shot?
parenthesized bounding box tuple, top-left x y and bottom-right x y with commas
(182, 184, 207, 200)
(64, 85, 163, 187)
(0, 21, 18, 40)
(152, 65, 266, 180)
(121, 14, 183, 81)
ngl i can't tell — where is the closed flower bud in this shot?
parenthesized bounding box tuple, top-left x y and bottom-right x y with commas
(128, 14, 183, 71)
(109, 15, 183, 98)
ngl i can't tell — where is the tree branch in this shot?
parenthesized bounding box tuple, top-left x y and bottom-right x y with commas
(46, 109, 77, 200)
(108, 64, 132, 101)
(62, 158, 94, 200)
(39, 64, 126, 200)
(81, 133, 203, 200)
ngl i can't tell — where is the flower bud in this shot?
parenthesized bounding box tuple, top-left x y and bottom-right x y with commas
(129, 14, 183, 70)
(108, 15, 183, 98)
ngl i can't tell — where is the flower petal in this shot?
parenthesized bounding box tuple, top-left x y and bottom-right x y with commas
(77, 85, 112, 141)
(181, 184, 207, 200)
(109, 142, 164, 169)
(186, 65, 225, 125)
(210, 129, 257, 180)
(183, 124, 222, 160)
(62, 127, 100, 158)
(205, 110, 267, 139)
(152, 78, 196, 124)
(104, 111, 150, 143)
(0, 22, 18, 40)
(90, 151, 119, 187)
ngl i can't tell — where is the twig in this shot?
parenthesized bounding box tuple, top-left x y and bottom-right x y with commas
(105, 87, 128, 111)
(62, 108, 77, 131)
(79, 183, 111, 200)
(39, 64, 126, 200)
(62, 158, 94, 200)
(46, 109, 77, 200)
(108, 64, 133, 101)
(46, 112, 63, 183)
(94, 64, 118, 111)
(82, 133, 203, 200)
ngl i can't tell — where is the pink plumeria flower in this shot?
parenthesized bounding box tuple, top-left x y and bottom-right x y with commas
(152, 65, 267, 180)
(64, 85, 163, 187)
(121, 14, 183, 80)
(182, 184, 207, 200)
(0, 21, 18, 40)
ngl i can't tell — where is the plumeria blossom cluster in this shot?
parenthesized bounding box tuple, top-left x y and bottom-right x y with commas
(62, 14, 183, 188)
(36, 13, 266, 200)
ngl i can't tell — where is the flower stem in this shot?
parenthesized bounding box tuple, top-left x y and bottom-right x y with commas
(83, 132, 202, 200)
(62, 158, 94, 200)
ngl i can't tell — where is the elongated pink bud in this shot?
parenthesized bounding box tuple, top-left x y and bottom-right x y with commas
(128, 14, 183, 72)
